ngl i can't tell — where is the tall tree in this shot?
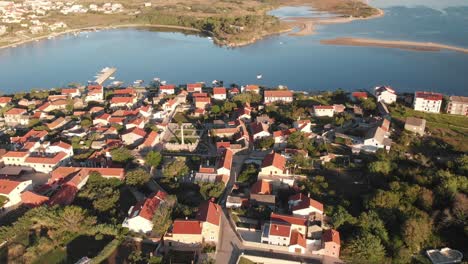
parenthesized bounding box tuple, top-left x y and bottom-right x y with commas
(342, 232, 386, 264)
(145, 151, 162, 175)
(126, 168, 151, 187)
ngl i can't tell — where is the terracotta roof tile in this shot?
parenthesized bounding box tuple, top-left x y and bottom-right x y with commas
(196, 200, 221, 226)
(173, 220, 202, 234)
(323, 229, 340, 245)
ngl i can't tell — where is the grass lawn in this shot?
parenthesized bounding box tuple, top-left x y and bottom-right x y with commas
(238, 256, 255, 264)
(390, 104, 468, 152)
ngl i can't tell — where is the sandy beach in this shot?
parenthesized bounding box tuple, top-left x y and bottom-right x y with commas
(288, 7, 384, 36)
(320, 37, 468, 54)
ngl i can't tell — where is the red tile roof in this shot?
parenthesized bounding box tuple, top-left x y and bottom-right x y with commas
(125, 127, 147, 138)
(264, 90, 293, 98)
(0, 179, 23, 194)
(270, 213, 308, 226)
(269, 222, 291, 237)
(111, 96, 134, 104)
(196, 200, 221, 226)
(195, 96, 210, 103)
(25, 151, 67, 164)
(314, 105, 334, 110)
(352, 92, 368, 98)
(213, 87, 226, 95)
(52, 141, 72, 150)
(216, 141, 231, 149)
(173, 220, 202, 234)
(415, 91, 443, 101)
(290, 230, 307, 248)
(289, 193, 324, 212)
(323, 229, 341, 245)
(160, 85, 176, 90)
(0, 97, 12, 103)
(114, 88, 136, 95)
(187, 83, 202, 89)
(21, 191, 49, 207)
(199, 167, 216, 173)
(48, 183, 78, 206)
(250, 180, 271, 195)
(61, 88, 79, 95)
(129, 191, 167, 220)
(3, 151, 29, 158)
(261, 152, 286, 172)
(5, 108, 26, 115)
(245, 85, 259, 92)
(218, 148, 233, 170)
(143, 131, 159, 147)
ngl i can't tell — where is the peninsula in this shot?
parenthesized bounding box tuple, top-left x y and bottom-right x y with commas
(321, 37, 468, 54)
(0, 0, 381, 48)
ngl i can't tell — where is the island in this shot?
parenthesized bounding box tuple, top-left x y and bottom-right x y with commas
(0, 0, 382, 48)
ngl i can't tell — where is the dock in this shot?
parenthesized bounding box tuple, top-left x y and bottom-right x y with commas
(94, 67, 116, 85)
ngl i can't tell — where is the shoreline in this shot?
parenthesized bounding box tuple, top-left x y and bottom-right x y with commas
(288, 7, 384, 36)
(320, 37, 468, 54)
(0, 24, 204, 50)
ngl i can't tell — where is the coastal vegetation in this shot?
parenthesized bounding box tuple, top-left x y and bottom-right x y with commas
(1, 0, 381, 48)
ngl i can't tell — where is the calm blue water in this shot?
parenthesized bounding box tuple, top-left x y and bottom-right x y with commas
(0, 0, 467, 95)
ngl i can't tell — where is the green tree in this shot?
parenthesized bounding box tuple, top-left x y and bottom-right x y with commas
(152, 195, 176, 236)
(126, 168, 151, 187)
(287, 131, 311, 150)
(402, 213, 432, 251)
(361, 98, 376, 111)
(211, 105, 221, 117)
(163, 157, 189, 179)
(222, 101, 237, 113)
(145, 151, 162, 175)
(342, 232, 386, 264)
(330, 206, 356, 229)
(255, 136, 274, 149)
(358, 211, 389, 244)
(111, 147, 134, 164)
(66, 98, 74, 113)
(237, 164, 258, 184)
(368, 160, 394, 175)
(77, 172, 122, 214)
(81, 118, 92, 128)
(199, 182, 225, 200)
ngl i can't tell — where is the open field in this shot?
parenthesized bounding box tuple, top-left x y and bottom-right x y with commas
(0, 0, 380, 48)
(320, 37, 468, 54)
(390, 104, 468, 152)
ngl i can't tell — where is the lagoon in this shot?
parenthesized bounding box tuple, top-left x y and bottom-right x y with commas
(0, 0, 467, 95)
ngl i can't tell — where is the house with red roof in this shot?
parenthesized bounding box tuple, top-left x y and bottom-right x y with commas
(259, 152, 287, 177)
(93, 113, 111, 126)
(24, 151, 70, 173)
(140, 130, 160, 150)
(122, 191, 167, 234)
(216, 148, 233, 178)
(273, 128, 296, 149)
(86, 84, 104, 102)
(4, 108, 29, 127)
(293, 119, 313, 133)
(121, 127, 146, 147)
(264, 90, 293, 104)
(160, 85, 176, 95)
(413, 91, 443, 113)
(321, 229, 341, 258)
(2, 151, 30, 166)
(250, 122, 271, 141)
(187, 83, 203, 93)
(0, 179, 32, 208)
(212, 87, 227, 100)
(374, 86, 396, 104)
(351, 91, 368, 101)
(260, 212, 307, 247)
(0, 96, 12, 107)
(21, 191, 49, 207)
(250, 180, 272, 195)
(110, 96, 137, 108)
(194, 96, 211, 110)
(288, 193, 324, 218)
(46, 141, 74, 156)
(61, 88, 81, 98)
(46, 117, 69, 130)
(166, 200, 221, 246)
(313, 105, 335, 117)
(242, 84, 260, 94)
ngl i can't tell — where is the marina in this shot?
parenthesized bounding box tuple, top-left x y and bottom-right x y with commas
(94, 67, 117, 85)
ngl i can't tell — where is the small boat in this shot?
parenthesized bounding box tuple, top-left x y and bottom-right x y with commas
(257, 74, 263, 79)
(160, 80, 167, 85)
(111, 81, 124, 86)
(109, 76, 115, 80)
(153, 78, 161, 82)
(134, 80, 144, 85)
(212, 80, 218, 85)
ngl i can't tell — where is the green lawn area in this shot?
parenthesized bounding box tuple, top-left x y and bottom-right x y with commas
(390, 104, 468, 130)
(390, 104, 468, 152)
